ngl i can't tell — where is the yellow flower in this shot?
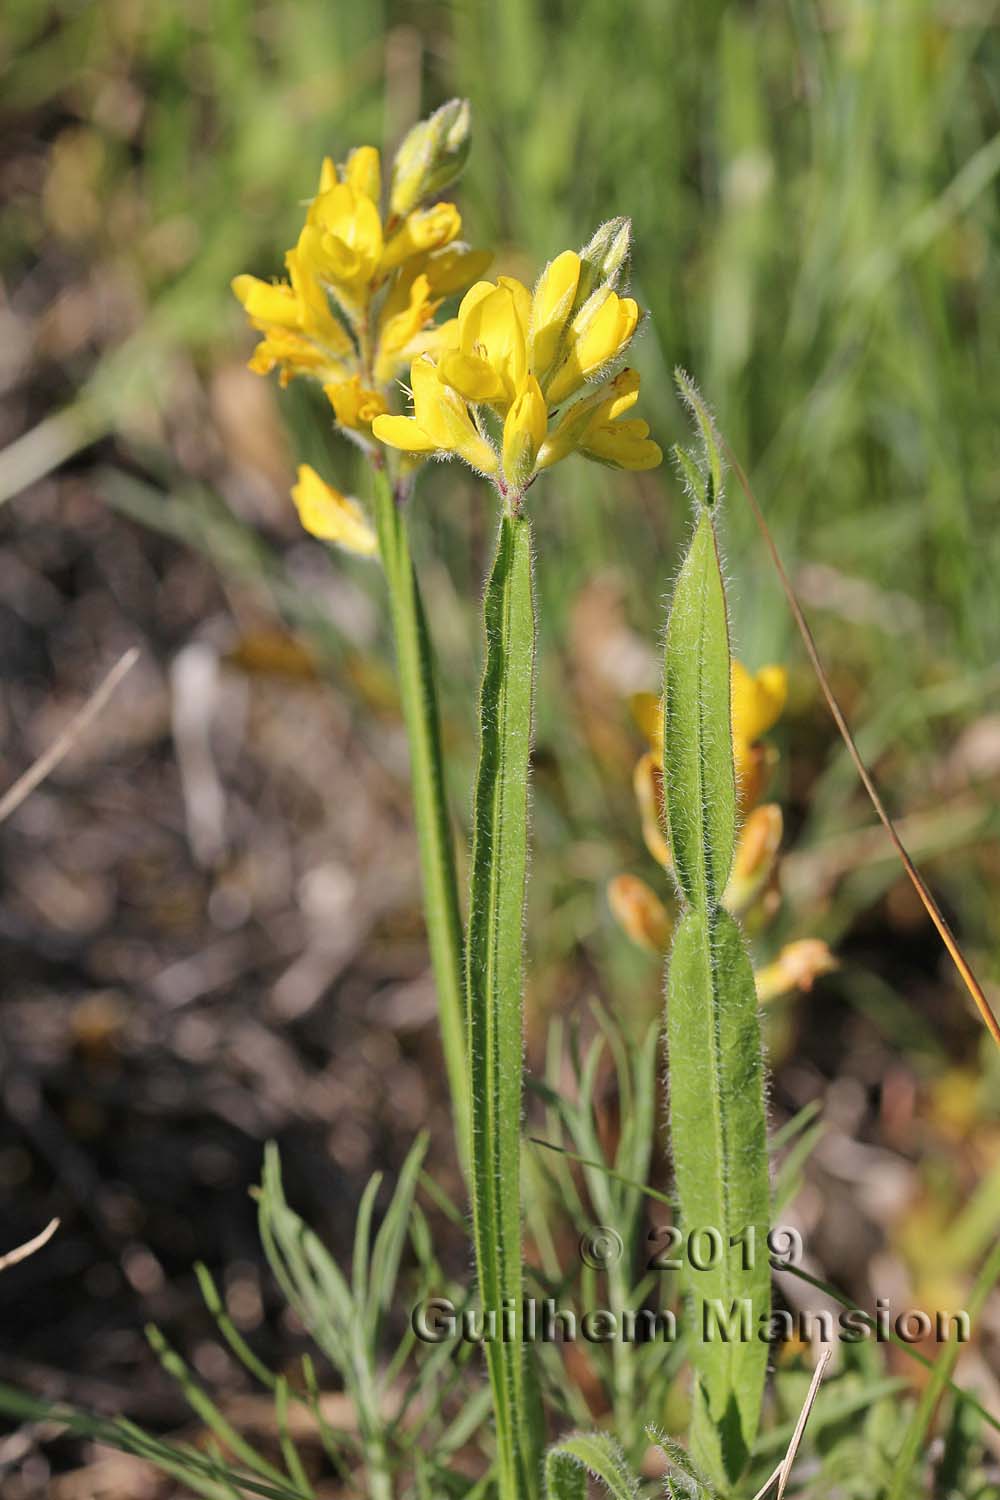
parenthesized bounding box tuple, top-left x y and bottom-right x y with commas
(538, 369, 661, 472)
(627, 660, 788, 878)
(732, 662, 787, 745)
(614, 664, 834, 998)
(544, 287, 639, 407)
(375, 224, 658, 494)
(290, 465, 378, 556)
(438, 277, 531, 405)
(372, 355, 499, 476)
(731, 662, 787, 808)
(754, 940, 837, 1004)
(607, 874, 673, 954)
(502, 376, 548, 493)
(373, 273, 441, 384)
(300, 183, 384, 296)
(724, 804, 783, 914)
(380, 202, 462, 276)
(342, 144, 381, 202)
(323, 376, 388, 432)
(233, 114, 489, 446)
(529, 249, 580, 385)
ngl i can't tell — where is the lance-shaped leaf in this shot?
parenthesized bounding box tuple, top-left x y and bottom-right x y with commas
(466, 509, 539, 1500)
(662, 384, 771, 1487)
(544, 1431, 640, 1500)
(662, 509, 735, 910)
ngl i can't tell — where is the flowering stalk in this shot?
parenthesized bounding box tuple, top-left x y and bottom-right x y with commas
(372, 461, 470, 1176)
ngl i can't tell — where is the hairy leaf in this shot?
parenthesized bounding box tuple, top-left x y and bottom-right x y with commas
(466, 509, 538, 1500)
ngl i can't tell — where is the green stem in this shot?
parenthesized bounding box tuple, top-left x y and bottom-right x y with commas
(466, 508, 539, 1500)
(372, 463, 470, 1178)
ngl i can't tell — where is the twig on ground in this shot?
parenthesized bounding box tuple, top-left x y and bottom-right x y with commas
(0, 648, 139, 824)
(0, 1219, 60, 1273)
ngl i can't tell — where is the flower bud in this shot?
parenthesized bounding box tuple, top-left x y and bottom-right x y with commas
(502, 376, 547, 493)
(573, 216, 632, 310)
(390, 99, 472, 218)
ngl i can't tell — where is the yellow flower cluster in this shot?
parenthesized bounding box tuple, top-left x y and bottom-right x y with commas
(610, 663, 836, 1003)
(232, 102, 489, 451)
(373, 224, 662, 494)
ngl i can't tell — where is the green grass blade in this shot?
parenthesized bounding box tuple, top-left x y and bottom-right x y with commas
(544, 1431, 639, 1500)
(145, 1325, 288, 1488)
(662, 509, 736, 910)
(0, 1384, 313, 1500)
(274, 1376, 316, 1500)
(887, 1238, 1000, 1500)
(366, 1132, 428, 1347)
(194, 1263, 277, 1391)
(466, 509, 538, 1500)
(372, 463, 470, 1176)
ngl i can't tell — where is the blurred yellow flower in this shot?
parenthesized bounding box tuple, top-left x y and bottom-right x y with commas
(754, 940, 837, 1004)
(613, 660, 833, 998)
(290, 465, 378, 557)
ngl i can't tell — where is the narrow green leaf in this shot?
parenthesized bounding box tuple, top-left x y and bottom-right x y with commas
(194, 1263, 277, 1391)
(662, 510, 736, 909)
(0, 1383, 313, 1500)
(544, 1431, 639, 1500)
(274, 1377, 315, 1499)
(145, 1325, 288, 1488)
(666, 907, 770, 1481)
(373, 465, 469, 1176)
(466, 509, 538, 1500)
(662, 461, 770, 1486)
(887, 1238, 1000, 1500)
(674, 370, 723, 508)
(366, 1132, 428, 1345)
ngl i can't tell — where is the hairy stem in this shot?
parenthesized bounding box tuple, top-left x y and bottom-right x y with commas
(372, 463, 470, 1177)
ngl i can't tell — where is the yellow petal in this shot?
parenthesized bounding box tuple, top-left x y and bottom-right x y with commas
(725, 804, 783, 914)
(290, 465, 378, 555)
(308, 184, 383, 290)
(537, 368, 641, 469)
(380, 203, 461, 275)
(285, 248, 352, 352)
(545, 290, 639, 405)
(582, 421, 662, 471)
(459, 280, 529, 403)
(437, 350, 505, 403)
(634, 751, 670, 869)
(324, 376, 387, 431)
(422, 245, 494, 296)
(231, 274, 300, 329)
(755, 940, 837, 1005)
(317, 156, 337, 194)
(343, 145, 381, 203)
(530, 249, 580, 378)
(502, 375, 548, 491)
(371, 413, 439, 453)
(409, 356, 499, 474)
(374, 273, 439, 382)
(731, 662, 788, 745)
(630, 692, 663, 755)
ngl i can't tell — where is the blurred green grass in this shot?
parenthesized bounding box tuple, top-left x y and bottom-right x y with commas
(4, 0, 1000, 1028)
